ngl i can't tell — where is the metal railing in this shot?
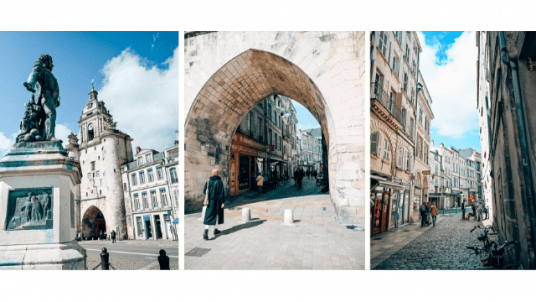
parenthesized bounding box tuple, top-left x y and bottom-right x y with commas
(370, 83, 403, 125)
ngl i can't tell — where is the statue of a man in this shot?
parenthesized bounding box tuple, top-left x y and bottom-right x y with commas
(23, 54, 60, 141)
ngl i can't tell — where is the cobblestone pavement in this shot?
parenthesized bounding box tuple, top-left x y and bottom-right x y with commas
(185, 182, 364, 270)
(86, 254, 178, 270)
(373, 213, 492, 270)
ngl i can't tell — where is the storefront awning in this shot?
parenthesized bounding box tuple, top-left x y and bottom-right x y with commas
(370, 175, 404, 189)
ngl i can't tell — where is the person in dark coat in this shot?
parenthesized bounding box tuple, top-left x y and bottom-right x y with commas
(203, 169, 225, 240)
(111, 230, 116, 243)
(461, 200, 466, 220)
(297, 169, 305, 190)
(158, 249, 170, 270)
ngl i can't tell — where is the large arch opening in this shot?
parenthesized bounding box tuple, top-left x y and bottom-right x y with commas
(185, 32, 365, 225)
(185, 49, 334, 203)
(82, 206, 106, 240)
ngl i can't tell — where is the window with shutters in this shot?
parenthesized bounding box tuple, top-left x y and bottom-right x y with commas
(405, 149, 410, 171)
(403, 73, 408, 92)
(371, 131, 380, 157)
(392, 55, 397, 73)
(397, 147, 404, 167)
(379, 31, 388, 58)
(383, 138, 390, 161)
(401, 108, 406, 131)
(410, 118, 414, 137)
(389, 90, 395, 113)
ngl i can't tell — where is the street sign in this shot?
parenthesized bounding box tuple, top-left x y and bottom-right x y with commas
(173, 219, 179, 225)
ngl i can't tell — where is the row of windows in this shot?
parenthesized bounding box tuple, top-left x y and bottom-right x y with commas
(133, 188, 169, 211)
(131, 167, 178, 187)
(371, 131, 412, 172)
(137, 153, 153, 166)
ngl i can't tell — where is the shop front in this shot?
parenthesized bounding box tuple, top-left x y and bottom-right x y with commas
(230, 133, 268, 196)
(371, 175, 404, 236)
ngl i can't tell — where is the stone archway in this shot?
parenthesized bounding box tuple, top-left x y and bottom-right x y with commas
(184, 32, 365, 224)
(82, 206, 106, 239)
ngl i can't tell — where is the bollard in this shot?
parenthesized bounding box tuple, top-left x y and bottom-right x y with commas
(100, 247, 110, 270)
(158, 249, 170, 270)
(237, 208, 251, 224)
(281, 209, 296, 227)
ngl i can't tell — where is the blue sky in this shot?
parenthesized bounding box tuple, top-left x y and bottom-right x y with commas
(0, 32, 178, 155)
(419, 31, 480, 152)
(292, 100, 320, 130)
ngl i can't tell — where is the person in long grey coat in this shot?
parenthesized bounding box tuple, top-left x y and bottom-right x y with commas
(203, 169, 225, 240)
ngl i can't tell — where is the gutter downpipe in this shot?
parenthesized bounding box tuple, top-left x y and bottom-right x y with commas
(500, 31, 536, 268)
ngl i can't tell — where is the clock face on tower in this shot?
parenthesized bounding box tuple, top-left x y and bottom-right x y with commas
(88, 123, 93, 130)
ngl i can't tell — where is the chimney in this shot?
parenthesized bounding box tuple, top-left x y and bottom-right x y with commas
(136, 146, 141, 154)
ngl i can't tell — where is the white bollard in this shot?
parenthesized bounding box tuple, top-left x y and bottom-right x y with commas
(242, 208, 251, 223)
(282, 209, 296, 227)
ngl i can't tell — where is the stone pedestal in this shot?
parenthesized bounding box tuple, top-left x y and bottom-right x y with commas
(0, 141, 85, 270)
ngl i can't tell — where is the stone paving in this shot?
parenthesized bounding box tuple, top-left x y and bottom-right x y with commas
(81, 239, 178, 270)
(373, 213, 493, 270)
(185, 180, 364, 270)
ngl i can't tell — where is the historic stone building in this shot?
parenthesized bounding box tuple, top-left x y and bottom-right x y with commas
(479, 31, 536, 268)
(370, 31, 426, 235)
(476, 31, 495, 222)
(429, 143, 482, 209)
(184, 31, 366, 225)
(413, 71, 433, 220)
(229, 94, 298, 196)
(120, 142, 179, 240)
(74, 85, 134, 240)
(297, 128, 322, 173)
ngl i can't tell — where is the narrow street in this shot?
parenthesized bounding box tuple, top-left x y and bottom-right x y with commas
(185, 179, 365, 270)
(372, 211, 492, 270)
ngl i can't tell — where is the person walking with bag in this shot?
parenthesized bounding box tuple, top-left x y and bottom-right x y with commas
(419, 202, 427, 227)
(431, 202, 438, 226)
(203, 169, 225, 240)
(256, 171, 266, 195)
(111, 230, 116, 243)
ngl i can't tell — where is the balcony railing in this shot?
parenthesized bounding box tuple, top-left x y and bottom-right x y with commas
(371, 83, 403, 125)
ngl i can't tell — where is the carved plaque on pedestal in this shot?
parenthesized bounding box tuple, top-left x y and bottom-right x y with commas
(5, 188, 53, 230)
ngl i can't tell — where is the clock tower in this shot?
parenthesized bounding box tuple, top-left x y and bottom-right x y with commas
(76, 84, 134, 239)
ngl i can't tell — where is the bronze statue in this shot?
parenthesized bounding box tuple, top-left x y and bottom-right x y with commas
(21, 54, 60, 142)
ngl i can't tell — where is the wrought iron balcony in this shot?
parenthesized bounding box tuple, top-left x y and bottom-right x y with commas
(370, 83, 403, 125)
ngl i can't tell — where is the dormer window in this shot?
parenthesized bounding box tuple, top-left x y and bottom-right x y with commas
(146, 154, 152, 163)
(138, 157, 144, 166)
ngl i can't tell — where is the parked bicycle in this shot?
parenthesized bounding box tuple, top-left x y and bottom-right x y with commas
(469, 225, 497, 253)
(467, 241, 521, 269)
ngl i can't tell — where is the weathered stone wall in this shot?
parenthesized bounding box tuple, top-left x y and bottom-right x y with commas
(184, 31, 365, 225)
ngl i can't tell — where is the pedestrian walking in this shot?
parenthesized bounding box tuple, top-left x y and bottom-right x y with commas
(256, 171, 266, 195)
(461, 200, 466, 220)
(111, 230, 116, 243)
(431, 202, 438, 226)
(99, 230, 103, 240)
(477, 200, 483, 221)
(471, 202, 477, 220)
(202, 169, 225, 240)
(419, 202, 427, 227)
(297, 169, 304, 190)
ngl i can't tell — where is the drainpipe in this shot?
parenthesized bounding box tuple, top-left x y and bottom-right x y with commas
(500, 31, 536, 268)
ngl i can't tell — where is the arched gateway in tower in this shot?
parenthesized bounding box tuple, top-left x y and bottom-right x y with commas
(73, 85, 134, 239)
(184, 31, 366, 225)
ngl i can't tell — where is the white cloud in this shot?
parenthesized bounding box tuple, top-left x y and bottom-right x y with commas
(98, 47, 178, 152)
(0, 131, 14, 156)
(55, 124, 74, 145)
(418, 31, 478, 139)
